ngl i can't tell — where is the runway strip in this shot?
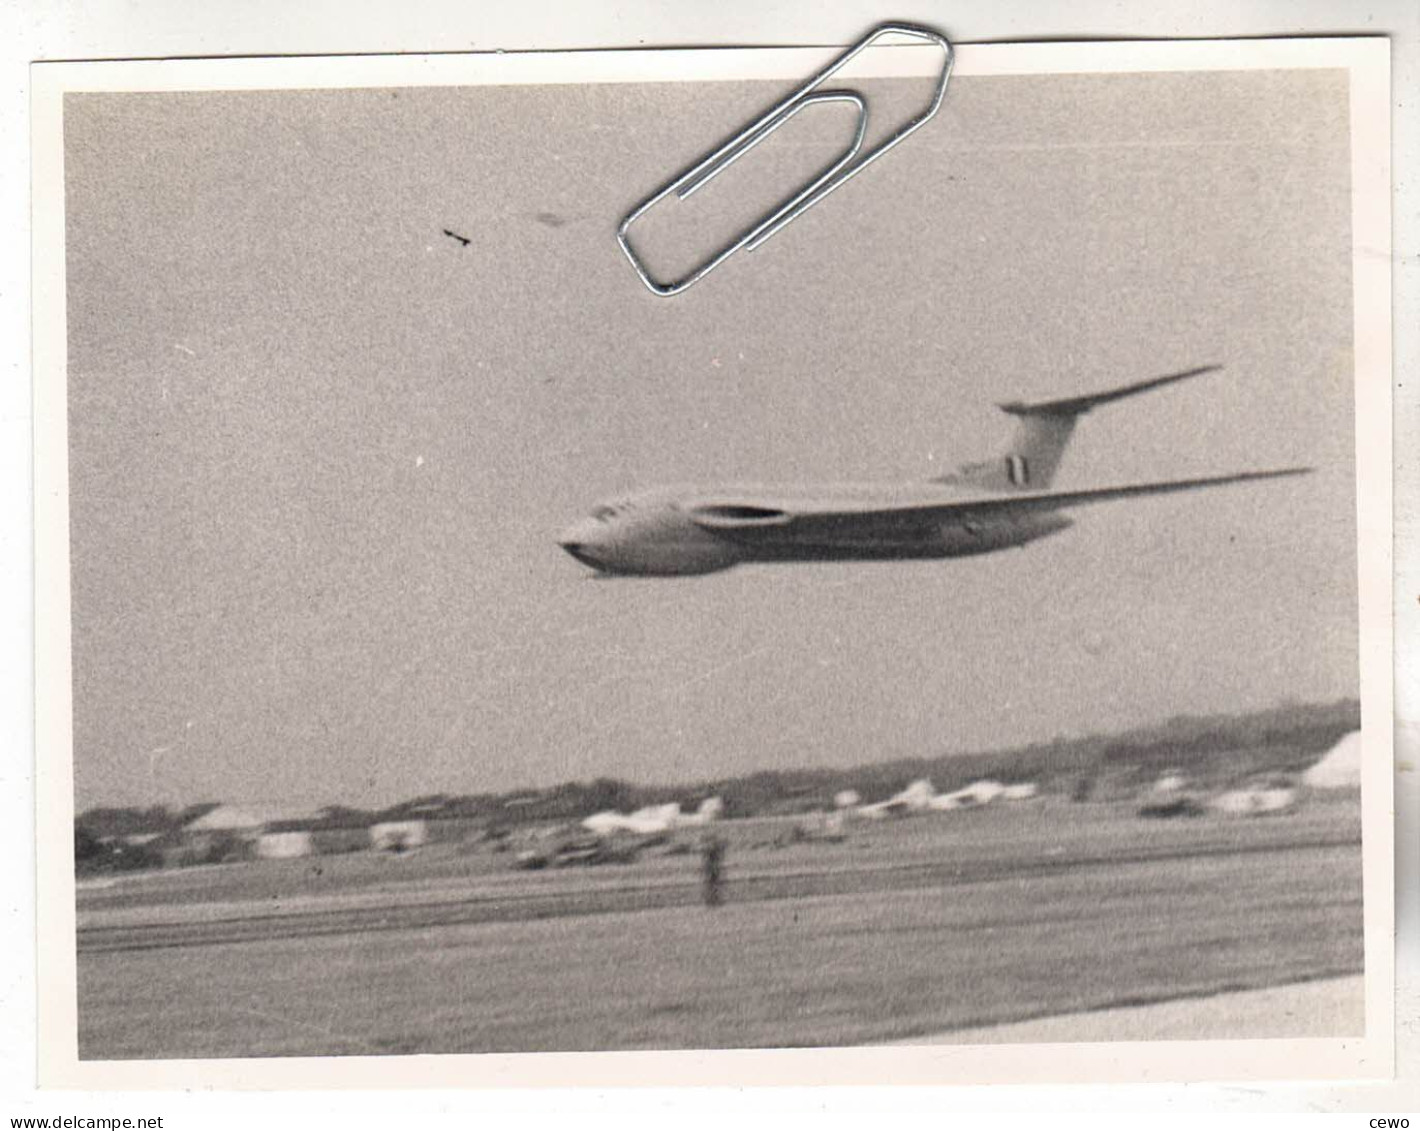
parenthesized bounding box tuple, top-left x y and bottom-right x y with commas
(886, 975, 1365, 1044)
(77, 834, 1356, 953)
(78, 807, 1364, 1057)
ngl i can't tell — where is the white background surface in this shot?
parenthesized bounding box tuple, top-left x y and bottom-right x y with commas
(3, 0, 1416, 1122)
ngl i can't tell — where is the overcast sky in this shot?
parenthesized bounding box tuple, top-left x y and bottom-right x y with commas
(63, 65, 1357, 809)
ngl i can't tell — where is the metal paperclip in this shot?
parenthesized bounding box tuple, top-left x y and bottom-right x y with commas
(616, 22, 954, 297)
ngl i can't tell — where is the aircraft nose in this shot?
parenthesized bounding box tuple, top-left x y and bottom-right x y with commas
(559, 519, 610, 569)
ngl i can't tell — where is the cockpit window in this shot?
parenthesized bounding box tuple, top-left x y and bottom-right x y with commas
(592, 500, 635, 521)
(590, 500, 636, 520)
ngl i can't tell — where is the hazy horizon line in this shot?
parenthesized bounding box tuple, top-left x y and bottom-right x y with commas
(74, 694, 1360, 817)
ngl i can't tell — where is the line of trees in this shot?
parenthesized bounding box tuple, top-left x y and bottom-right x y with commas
(76, 697, 1360, 839)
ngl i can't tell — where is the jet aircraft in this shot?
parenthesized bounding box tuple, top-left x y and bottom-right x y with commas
(557, 366, 1308, 577)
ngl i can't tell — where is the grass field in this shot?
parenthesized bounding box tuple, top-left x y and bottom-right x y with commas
(75, 794, 1363, 1058)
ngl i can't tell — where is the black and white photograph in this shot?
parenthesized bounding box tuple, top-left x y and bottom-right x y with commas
(32, 34, 1393, 1086)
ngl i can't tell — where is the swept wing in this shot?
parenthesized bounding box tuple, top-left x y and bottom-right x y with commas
(685, 467, 1310, 541)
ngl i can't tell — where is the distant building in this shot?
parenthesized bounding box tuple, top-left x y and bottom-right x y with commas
(184, 803, 309, 835)
(1303, 731, 1362, 789)
(256, 830, 314, 859)
(180, 803, 320, 863)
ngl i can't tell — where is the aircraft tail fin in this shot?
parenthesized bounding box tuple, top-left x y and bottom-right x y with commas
(934, 365, 1221, 492)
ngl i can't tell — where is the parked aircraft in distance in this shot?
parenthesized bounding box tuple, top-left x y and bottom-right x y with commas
(855, 778, 1024, 818)
(581, 798, 724, 837)
(558, 366, 1308, 577)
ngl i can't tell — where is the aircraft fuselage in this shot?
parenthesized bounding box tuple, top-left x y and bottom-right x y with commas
(558, 485, 1074, 576)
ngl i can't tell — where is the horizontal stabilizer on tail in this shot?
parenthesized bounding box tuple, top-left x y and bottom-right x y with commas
(996, 364, 1222, 418)
(939, 364, 1225, 492)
